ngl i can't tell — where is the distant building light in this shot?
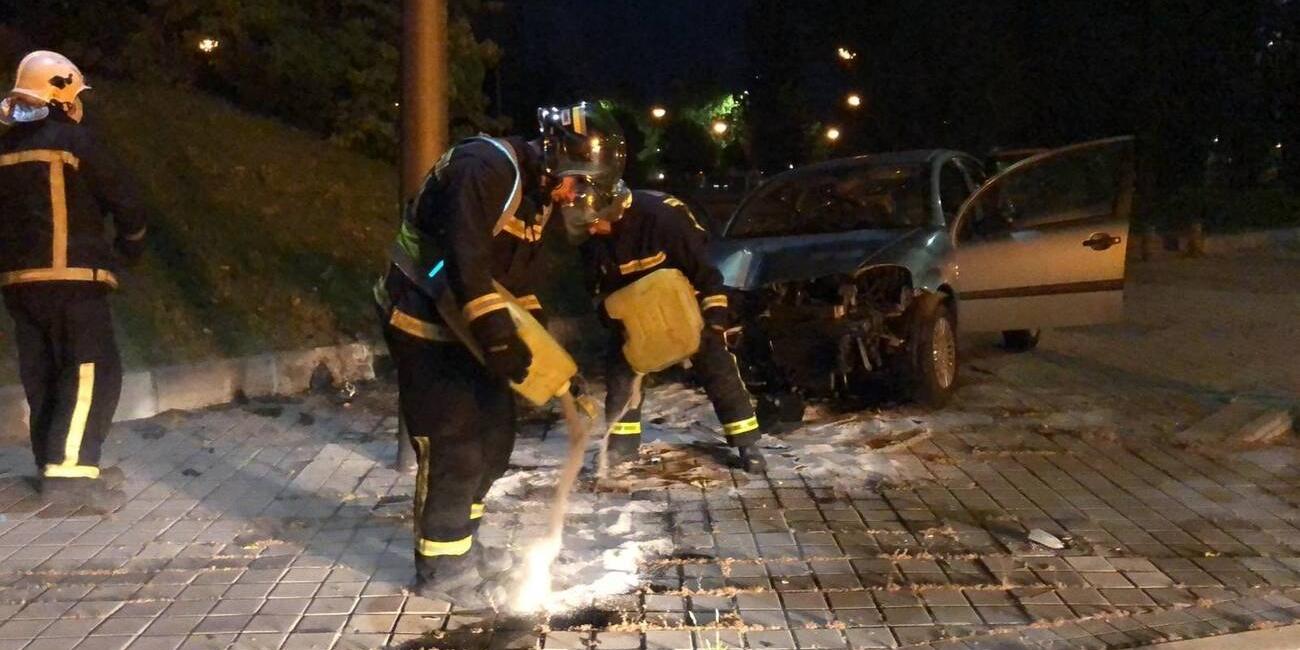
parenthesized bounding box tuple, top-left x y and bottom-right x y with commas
(1278, 143, 1285, 149)
(1212, 137, 1220, 144)
(846, 93, 862, 108)
(198, 38, 220, 53)
(826, 127, 841, 142)
(651, 106, 667, 120)
(836, 47, 857, 61)
(1267, 40, 1276, 48)
(656, 171, 666, 181)
(712, 121, 729, 135)
(788, 163, 795, 169)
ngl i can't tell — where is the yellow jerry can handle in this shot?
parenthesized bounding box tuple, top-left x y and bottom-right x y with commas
(433, 282, 578, 407)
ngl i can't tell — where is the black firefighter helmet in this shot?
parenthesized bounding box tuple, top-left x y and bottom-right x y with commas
(538, 101, 627, 183)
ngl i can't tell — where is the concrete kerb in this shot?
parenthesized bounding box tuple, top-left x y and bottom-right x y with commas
(0, 342, 378, 439)
(0, 316, 601, 441)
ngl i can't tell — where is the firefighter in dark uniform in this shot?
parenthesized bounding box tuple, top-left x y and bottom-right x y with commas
(0, 52, 147, 510)
(575, 185, 768, 473)
(375, 102, 625, 606)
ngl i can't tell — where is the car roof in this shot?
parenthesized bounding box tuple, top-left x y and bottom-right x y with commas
(772, 149, 960, 180)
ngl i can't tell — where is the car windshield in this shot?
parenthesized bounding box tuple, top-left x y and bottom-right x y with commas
(727, 162, 930, 238)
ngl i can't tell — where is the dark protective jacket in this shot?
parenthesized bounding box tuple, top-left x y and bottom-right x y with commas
(580, 189, 729, 314)
(0, 114, 148, 289)
(381, 136, 550, 338)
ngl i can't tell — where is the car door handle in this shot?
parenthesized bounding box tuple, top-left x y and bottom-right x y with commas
(1082, 232, 1122, 251)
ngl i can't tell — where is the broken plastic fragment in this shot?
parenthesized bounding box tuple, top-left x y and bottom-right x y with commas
(1028, 528, 1065, 550)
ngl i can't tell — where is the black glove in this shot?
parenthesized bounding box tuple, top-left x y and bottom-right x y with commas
(469, 310, 532, 383)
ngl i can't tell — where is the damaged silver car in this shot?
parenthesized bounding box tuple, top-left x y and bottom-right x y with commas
(710, 137, 1134, 416)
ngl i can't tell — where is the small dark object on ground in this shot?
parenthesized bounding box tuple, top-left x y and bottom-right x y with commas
(182, 468, 202, 477)
(297, 412, 315, 426)
(249, 406, 283, 418)
(135, 423, 166, 440)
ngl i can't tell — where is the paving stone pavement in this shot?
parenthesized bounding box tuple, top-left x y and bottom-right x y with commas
(2, 362, 1300, 650)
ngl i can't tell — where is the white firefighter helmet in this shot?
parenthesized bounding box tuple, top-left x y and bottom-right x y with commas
(11, 50, 91, 106)
(2, 51, 90, 125)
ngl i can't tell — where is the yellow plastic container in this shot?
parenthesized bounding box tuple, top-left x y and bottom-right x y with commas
(603, 268, 703, 374)
(504, 300, 578, 407)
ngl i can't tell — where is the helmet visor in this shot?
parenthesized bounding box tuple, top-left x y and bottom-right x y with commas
(560, 179, 631, 243)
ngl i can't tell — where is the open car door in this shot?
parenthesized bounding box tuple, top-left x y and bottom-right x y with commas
(949, 137, 1134, 332)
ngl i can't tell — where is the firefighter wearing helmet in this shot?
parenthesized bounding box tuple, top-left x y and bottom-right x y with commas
(374, 101, 625, 607)
(573, 183, 768, 474)
(0, 51, 149, 512)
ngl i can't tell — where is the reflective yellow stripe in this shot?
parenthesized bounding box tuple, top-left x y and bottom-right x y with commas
(723, 417, 759, 436)
(389, 309, 456, 342)
(470, 503, 485, 520)
(663, 196, 705, 231)
(417, 535, 473, 557)
(618, 251, 667, 276)
(610, 422, 642, 435)
(42, 464, 100, 479)
(701, 295, 729, 310)
(58, 363, 95, 471)
(50, 158, 67, 268)
(516, 295, 542, 311)
(463, 293, 508, 321)
(0, 268, 118, 288)
(414, 436, 429, 539)
(0, 149, 80, 169)
(497, 215, 545, 241)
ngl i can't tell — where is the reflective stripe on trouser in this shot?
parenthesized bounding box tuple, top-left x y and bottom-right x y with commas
(603, 328, 759, 450)
(3, 284, 122, 476)
(385, 315, 518, 559)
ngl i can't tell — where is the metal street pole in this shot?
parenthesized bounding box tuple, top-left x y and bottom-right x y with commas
(395, 0, 449, 473)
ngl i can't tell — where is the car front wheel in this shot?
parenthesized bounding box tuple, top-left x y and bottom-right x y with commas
(902, 294, 957, 407)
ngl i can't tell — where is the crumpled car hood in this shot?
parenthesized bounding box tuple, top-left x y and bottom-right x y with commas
(710, 229, 923, 291)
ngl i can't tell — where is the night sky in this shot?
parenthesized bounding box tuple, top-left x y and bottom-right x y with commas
(481, 0, 753, 123)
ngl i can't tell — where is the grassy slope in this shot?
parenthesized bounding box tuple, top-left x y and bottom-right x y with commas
(1, 83, 399, 382)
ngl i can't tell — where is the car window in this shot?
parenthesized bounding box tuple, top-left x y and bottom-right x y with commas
(957, 138, 1131, 242)
(938, 161, 970, 221)
(727, 163, 929, 238)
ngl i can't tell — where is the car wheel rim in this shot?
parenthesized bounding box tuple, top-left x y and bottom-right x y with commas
(931, 317, 956, 389)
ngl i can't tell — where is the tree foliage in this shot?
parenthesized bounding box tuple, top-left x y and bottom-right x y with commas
(1, 0, 501, 159)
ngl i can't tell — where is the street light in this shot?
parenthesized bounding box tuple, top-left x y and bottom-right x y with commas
(846, 93, 862, 108)
(651, 106, 667, 120)
(826, 127, 841, 142)
(712, 120, 729, 135)
(198, 38, 220, 53)
(836, 47, 857, 61)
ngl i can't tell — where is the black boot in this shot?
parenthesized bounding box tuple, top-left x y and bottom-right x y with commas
(39, 477, 125, 515)
(413, 552, 492, 609)
(476, 544, 514, 576)
(736, 445, 767, 474)
(605, 435, 641, 466)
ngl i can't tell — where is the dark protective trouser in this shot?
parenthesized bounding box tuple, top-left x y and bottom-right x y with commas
(382, 320, 516, 576)
(605, 328, 759, 456)
(2, 283, 122, 479)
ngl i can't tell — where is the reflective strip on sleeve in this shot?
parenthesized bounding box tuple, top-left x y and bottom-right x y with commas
(42, 464, 100, 479)
(416, 535, 473, 557)
(701, 295, 729, 310)
(462, 293, 508, 321)
(516, 295, 542, 311)
(497, 216, 545, 241)
(123, 227, 148, 242)
(610, 422, 642, 435)
(389, 309, 457, 342)
(723, 417, 760, 437)
(470, 503, 486, 520)
(618, 251, 667, 276)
